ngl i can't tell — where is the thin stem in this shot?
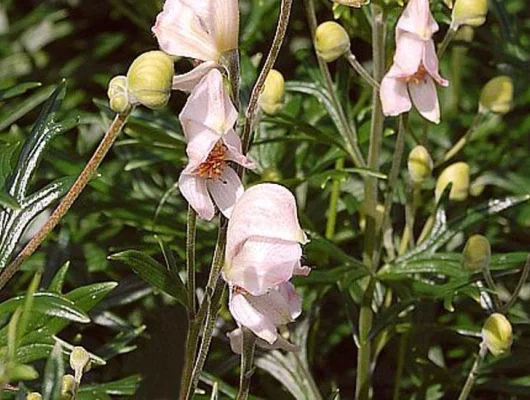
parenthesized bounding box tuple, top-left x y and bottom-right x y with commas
(457, 341, 488, 400)
(374, 115, 407, 268)
(356, 277, 376, 400)
(304, 0, 366, 168)
(241, 0, 293, 155)
(437, 24, 459, 59)
(392, 332, 408, 400)
(482, 266, 502, 311)
(186, 206, 197, 317)
(325, 158, 345, 240)
(436, 112, 485, 167)
(236, 328, 257, 400)
(0, 111, 130, 291)
(345, 51, 380, 91)
(362, 3, 386, 270)
(398, 185, 420, 256)
(500, 254, 530, 313)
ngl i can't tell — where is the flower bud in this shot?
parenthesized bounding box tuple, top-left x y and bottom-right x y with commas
(260, 69, 285, 115)
(60, 374, 76, 400)
(331, 0, 370, 7)
(435, 162, 470, 202)
(70, 346, 90, 381)
(408, 145, 433, 184)
(107, 75, 130, 114)
(127, 51, 174, 110)
(479, 76, 514, 115)
(482, 313, 513, 357)
(261, 167, 282, 182)
(315, 22, 350, 63)
(455, 25, 475, 42)
(462, 235, 491, 272)
(26, 394, 42, 400)
(452, 0, 488, 27)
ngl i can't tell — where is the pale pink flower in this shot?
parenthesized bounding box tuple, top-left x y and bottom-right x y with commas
(223, 183, 310, 296)
(178, 69, 253, 220)
(396, 0, 439, 40)
(227, 282, 303, 351)
(152, 0, 239, 92)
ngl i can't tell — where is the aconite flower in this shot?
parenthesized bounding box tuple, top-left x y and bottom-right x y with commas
(178, 69, 254, 220)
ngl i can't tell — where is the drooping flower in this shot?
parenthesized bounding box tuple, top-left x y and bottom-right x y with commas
(227, 282, 303, 352)
(380, 0, 448, 123)
(178, 69, 253, 220)
(152, 0, 239, 92)
(223, 183, 310, 296)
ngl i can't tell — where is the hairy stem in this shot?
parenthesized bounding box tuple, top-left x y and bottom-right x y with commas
(457, 341, 488, 400)
(325, 158, 345, 240)
(345, 51, 380, 90)
(304, 0, 366, 168)
(438, 24, 459, 59)
(0, 111, 130, 291)
(392, 332, 408, 400)
(500, 254, 530, 313)
(236, 328, 257, 400)
(356, 277, 376, 400)
(186, 206, 197, 317)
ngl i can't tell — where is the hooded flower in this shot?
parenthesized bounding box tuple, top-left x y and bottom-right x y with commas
(223, 183, 310, 296)
(152, 0, 239, 92)
(178, 69, 253, 220)
(380, 0, 448, 123)
(227, 282, 303, 352)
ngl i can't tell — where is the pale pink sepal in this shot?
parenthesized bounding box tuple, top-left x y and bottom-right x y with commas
(172, 61, 219, 93)
(396, 0, 439, 40)
(207, 167, 244, 219)
(409, 75, 440, 124)
(178, 173, 215, 221)
(380, 69, 412, 117)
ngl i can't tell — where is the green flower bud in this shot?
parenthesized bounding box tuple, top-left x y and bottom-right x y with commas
(331, 0, 370, 7)
(479, 76, 514, 114)
(315, 22, 350, 63)
(107, 75, 130, 114)
(455, 25, 475, 42)
(482, 313, 513, 357)
(408, 145, 433, 184)
(70, 346, 90, 381)
(462, 235, 491, 272)
(452, 0, 488, 27)
(127, 51, 174, 110)
(260, 69, 285, 115)
(26, 393, 42, 400)
(60, 374, 76, 400)
(435, 162, 470, 202)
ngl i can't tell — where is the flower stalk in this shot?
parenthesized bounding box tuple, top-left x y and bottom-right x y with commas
(457, 341, 488, 400)
(236, 328, 257, 400)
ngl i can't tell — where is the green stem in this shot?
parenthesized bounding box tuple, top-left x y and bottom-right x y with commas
(398, 185, 420, 256)
(240, 0, 293, 155)
(436, 112, 485, 167)
(457, 341, 488, 400)
(500, 254, 530, 313)
(325, 158, 345, 240)
(345, 51, 380, 91)
(392, 332, 408, 400)
(0, 111, 130, 291)
(374, 115, 407, 268)
(362, 3, 386, 270)
(186, 206, 197, 317)
(304, 0, 366, 168)
(437, 24, 459, 59)
(356, 277, 376, 400)
(236, 328, 257, 400)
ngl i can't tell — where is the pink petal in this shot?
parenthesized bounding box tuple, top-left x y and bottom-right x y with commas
(178, 173, 215, 221)
(294, 263, 311, 276)
(224, 237, 302, 295)
(380, 71, 412, 117)
(409, 75, 440, 124)
(393, 32, 424, 75)
(229, 291, 278, 344)
(207, 166, 244, 219)
(277, 282, 302, 320)
(183, 123, 221, 165)
(423, 40, 449, 87)
(152, 0, 218, 61)
(226, 184, 307, 265)
(172, 61, 219, 93)
(223, 130, 256, 169)
(179, 69, 238, 136)
(210, 0, 240, 52)
(396, 0, 438, 39)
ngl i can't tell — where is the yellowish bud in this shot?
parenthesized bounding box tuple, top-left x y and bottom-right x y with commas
(261, 167, 282, 182)
(462, 235, 491, 272)
(60, 374, 76, 400)
(330, 0, 370, 7)
(260, 70, 285, 115)
(455, 25, 475, 42)
(70, 346, 90, 379)
(435, 162, 470, 202)
(479, 76, 514, 114)
(107, 75, 130, 114)
(482, 313, 513, 357)
(127, 51, 174, 110)
(315, 22, 350, 63)
(408, 145, 433, 184)
(452, 0, 488, 27)
(26, 394, 42, 400)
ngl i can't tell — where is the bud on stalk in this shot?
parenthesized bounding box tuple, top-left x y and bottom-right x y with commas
(482, 313, 513, 357)
(315, 22, 350, 63)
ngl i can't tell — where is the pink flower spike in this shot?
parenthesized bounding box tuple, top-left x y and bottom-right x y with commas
(396, 0, 439, 40)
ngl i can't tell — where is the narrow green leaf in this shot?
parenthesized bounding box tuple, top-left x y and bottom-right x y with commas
(0, 82, 42, 102)
(77, 375, 142, 397)
(48, 262, 71, 293)
(0, 190, 21, 210)
(41, 343, 64, 400)
(109, 250, 187, 307)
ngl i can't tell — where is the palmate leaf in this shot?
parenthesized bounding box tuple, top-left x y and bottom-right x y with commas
(0, 81, 78, 272)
